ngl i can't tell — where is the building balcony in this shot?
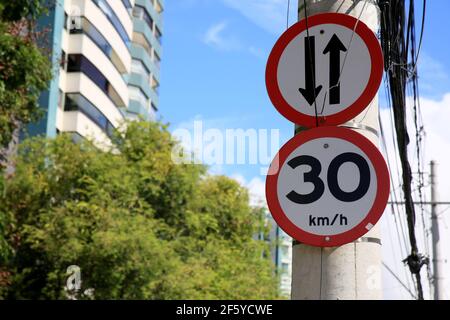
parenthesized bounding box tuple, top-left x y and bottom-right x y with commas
(64, 33, 129, 106)
(67, 0, 132, 72)
(61, 72, 125, 128)
(56, 109, 112, 148)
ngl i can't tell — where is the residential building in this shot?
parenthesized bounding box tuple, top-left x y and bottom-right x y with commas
(268, 216, 293, 298)
(31, 0, 163, 144)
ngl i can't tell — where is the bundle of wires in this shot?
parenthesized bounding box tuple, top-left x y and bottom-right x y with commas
(378, 0, 428, 300)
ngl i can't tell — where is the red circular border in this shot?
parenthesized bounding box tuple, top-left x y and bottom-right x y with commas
(266, 127, 390, 247)
(266, 13, 384, 128)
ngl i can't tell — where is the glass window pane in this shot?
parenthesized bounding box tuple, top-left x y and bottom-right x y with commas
(131, 59, 150, 84)
(129, 85, 149, 108)
(154, 52, 161, 69)
(93, 0, 130, 47)
(69, 17, 126, 73)
(155, 0, 163, 13)
(134, 5, 153, 32)
(122, 0, 132, 10)
(67, 54, 82, 72)
(155, 26, 162, 43)
(67, 54, 125, 109)
(65, 93, 111, 132)
(132, 6, 143, 18)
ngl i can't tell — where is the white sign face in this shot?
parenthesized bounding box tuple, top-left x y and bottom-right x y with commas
(266, 127, 389, 247)
(278, 24, 370, 116)
(277, 137, 376, 235)
(266, 13, 383, 127)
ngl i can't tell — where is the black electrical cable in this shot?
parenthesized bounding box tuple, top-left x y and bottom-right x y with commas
(378, 0, 428, 300)
(380, 112, 415, 293)
(413, 0, 427, 71)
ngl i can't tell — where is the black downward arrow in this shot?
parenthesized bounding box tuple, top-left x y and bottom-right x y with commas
(323, 34, 347, 105)
(299, 36, 322, 106)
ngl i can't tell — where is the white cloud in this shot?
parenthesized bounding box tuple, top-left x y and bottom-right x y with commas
(231, 173, 247, 186)
(248, 46, 266, 59)
(231, 174, 266, 206)
(380, 93, 450, 205)
(203, 21, 242, 51)
(247, 176, 266, 206)
(380, 93, 450, 299)
(177, 0, 289, 35)
(221, 0, 287, 35)
(202, 21, 265, 58)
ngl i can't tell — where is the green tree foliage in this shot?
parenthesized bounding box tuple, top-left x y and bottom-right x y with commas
(0, 0, 52, 166)
(0, 0, 51, 22)
(0, 0, 53, 294)
(0, 121, 280, 299)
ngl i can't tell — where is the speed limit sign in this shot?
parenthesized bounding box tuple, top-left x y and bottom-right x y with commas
(266, 127, 389, 247)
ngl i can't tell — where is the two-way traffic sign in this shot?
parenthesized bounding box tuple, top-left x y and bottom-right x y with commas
(266, 13, 383, 127)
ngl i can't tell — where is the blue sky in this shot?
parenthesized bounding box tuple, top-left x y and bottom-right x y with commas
(159, 0, 450, 299)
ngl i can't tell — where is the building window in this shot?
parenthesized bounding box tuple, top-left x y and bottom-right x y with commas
(148, 102, 157, 120)
(60, 49, 67, 69)
(154, 51, 161, 69)
(155, 0, 163, 14)
(66, 54, 126, 109)
(131, 59, 151, 84)
(92, 0, 131, 48)
(132, 6, 143, 19)
(58, 89, 65, 109)
(67, 54, 107, 90)
(64, 93, 115, 137)
(121, 0, 132, 11)
(151, 76, 159, 94)
(155, 26, 162, 44)
(133, 32, 153, 57)
(64, 12, 68, 28)
(129, 85, 150, 110)
(133, 5, 154, 32)
(69, 17, 111, 54)
(67, 16, 127, 74)
(280, 245, 289, 258)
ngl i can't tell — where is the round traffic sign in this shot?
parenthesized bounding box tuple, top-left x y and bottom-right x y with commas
(266, 127, 389, 247)
(266, 13, 384, 127)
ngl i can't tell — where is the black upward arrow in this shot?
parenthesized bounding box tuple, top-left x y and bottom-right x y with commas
(299, 36, 322, 106)
(323, 34, 347, 105)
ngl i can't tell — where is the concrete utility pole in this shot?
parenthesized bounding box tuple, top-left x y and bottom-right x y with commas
(292, 0, 383, 300)
(430, 161, 444, 300)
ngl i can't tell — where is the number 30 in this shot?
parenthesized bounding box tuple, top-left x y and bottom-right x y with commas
(286, 153, 371, 204)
